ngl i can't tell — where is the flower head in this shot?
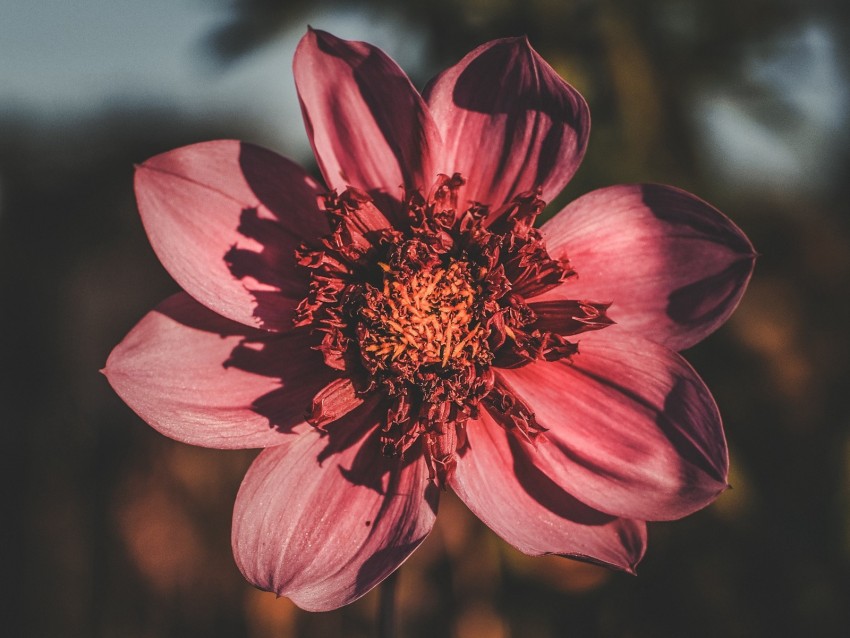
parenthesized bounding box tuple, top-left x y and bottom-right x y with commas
(105, 29, 755, 611)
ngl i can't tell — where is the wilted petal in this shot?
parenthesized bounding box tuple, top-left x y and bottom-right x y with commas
(294, 29, 441, 207)
(308, 377, 365, 428)
(135, 140, 327, 331)
(232, 402, 439, 611)
(104, 293, 336, 448)
(540, 184, 756, 350)
(495, 329, 728, 521)
(451, 413, 646, 571)
(529, 300, 614, 336)
(425, 37, 589, 210)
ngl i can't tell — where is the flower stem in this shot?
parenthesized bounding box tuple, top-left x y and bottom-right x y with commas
(378, 570, 398, 638)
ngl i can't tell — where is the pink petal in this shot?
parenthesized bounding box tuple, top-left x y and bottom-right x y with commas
(135, 140, 327, 331)
(495, 329, 728, 521)
(424, 37, 589, 210)
(451, 412, 647, 572)
(104, 293, 337, 449)
(293, 29, 441, 207)
(232, 402, 438, 611)
(540, 184, 756, 350)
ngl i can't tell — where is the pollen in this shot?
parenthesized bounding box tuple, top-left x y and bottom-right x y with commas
(359, 260, 490, 373)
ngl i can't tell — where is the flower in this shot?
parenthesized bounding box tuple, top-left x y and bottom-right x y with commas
(104, 28, 755, 611)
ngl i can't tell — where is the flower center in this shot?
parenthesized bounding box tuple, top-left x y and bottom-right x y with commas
(294, 175, 611, 486)
(358, 259, 490, 373)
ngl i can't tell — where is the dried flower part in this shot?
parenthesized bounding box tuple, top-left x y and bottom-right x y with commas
(296, 174, 612, 486)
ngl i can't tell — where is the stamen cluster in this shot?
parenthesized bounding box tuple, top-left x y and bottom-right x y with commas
(358, 259, 490, 372)
(294, 174, 608, 485)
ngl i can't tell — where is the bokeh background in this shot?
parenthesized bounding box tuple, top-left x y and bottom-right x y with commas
(3, 1, 850, 636)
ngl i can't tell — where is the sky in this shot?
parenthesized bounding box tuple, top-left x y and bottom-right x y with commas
(0, 0, 427, 162)
(693, 19, 849, 199)
(1, 0, 846, 198)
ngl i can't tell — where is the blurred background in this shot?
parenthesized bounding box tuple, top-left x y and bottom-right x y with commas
(2, 0, 850, 636)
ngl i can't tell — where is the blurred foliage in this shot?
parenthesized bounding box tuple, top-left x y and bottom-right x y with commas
(2, 0, 850, 636)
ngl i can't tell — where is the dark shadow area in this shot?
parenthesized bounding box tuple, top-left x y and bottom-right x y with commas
(318, 31, 431, 190)
(547, 362, 727, 487)
(435, 35, 589, 199)
(228, 143, 327, 328)
(667, 257, 755, 327)
(507, 436, 621, 527)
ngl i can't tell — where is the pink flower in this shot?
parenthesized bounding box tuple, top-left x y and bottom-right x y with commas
(104, 29, 755, 611)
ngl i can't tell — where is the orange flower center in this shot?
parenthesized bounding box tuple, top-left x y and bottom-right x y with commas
(359, 259, 490, 372)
